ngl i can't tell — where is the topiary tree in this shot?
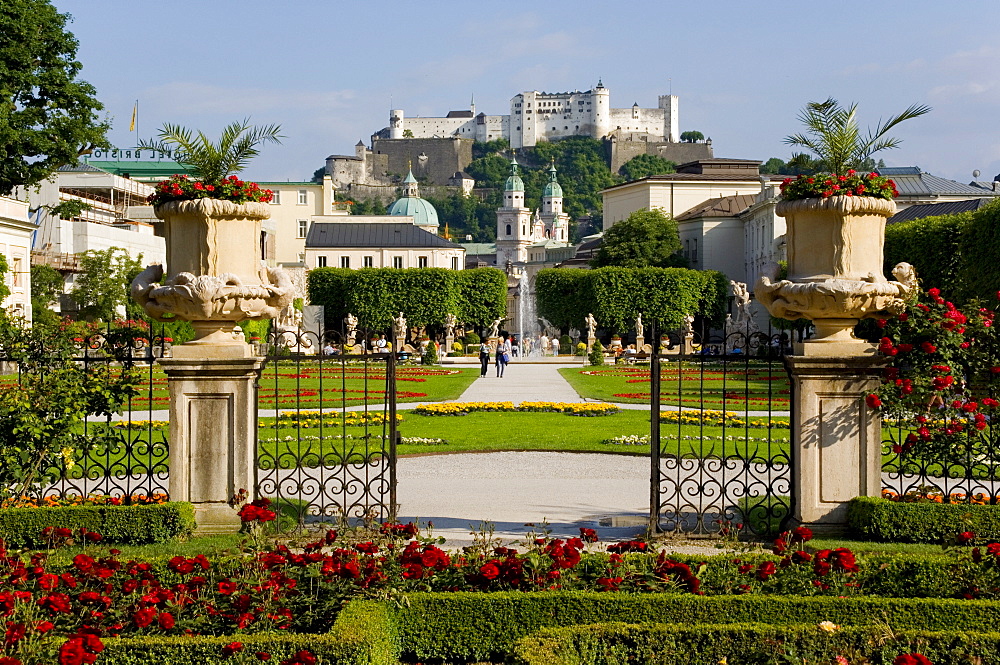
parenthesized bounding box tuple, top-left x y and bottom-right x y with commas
(422, 339, 438, 365)
(559, 334, 572, 355)
(591, 208, 685, 269)
(680, 130, 704, 143)
(588, 340, 605, 366)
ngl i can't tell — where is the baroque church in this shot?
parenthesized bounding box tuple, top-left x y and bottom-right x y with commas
(495, 159, 571, 269)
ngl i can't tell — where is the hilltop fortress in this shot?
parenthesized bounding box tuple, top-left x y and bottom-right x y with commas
(378, 80, 679, 148)
(328, 81, 712, 192)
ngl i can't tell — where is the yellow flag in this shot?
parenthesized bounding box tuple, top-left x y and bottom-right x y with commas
(129, 102, 137, 132)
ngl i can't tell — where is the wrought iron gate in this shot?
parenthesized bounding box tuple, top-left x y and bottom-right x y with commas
(254, 326, 397, 527)
(649, 324, 793, 536)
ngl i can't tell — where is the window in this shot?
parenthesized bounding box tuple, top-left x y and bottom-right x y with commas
(692, 239, 698, 263)
(363, 256, 373, 268)
(317, 255, 327, 268)
(451, 256, 459, 270)
(270, 190, 281, 204)
(11, 257, 21, 288)
(417, 256, 428, 268)
(297, 219, 308, 238)
(297, 190, 308, 205)
(392, 256, 403, 269)
(505, 224, 511, 236)
(340, 256, 350, 268)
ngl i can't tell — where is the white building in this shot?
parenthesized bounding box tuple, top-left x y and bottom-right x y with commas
(304, 177, 464, 271)
(0, 196, 35, 322)
(386, 81, 679, 149)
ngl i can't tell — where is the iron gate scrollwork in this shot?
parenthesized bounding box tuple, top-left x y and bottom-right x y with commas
(1, 324, 170, 502)
(255, 324, 397, 527)
(650, 323, 793, 536)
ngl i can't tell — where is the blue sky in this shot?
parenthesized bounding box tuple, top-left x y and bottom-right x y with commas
(56, 0, 1000, 184)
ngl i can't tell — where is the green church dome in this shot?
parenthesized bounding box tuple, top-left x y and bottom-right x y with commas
(388, 196, 439, 228)
(543, 163, 562, 198)
(504, 157, 525, 192)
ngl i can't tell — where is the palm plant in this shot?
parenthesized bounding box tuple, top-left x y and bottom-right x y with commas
(138, 119, 283, 184)
(784, 98, 930, 175)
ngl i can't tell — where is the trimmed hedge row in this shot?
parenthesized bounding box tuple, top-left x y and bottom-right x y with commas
(78, 593, 1000, 664)
(391, 592, 1000, 662)
(98, 602, 398, 665)
(849, 495, 1000, 543)
(513, 622, 1000, 665)
(0, 502, 195, 548)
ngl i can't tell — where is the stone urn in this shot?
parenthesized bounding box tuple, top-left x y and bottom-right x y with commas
(131, 199, 293, 354)
(756, 196, 916, 351)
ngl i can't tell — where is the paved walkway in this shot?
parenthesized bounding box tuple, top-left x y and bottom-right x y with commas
(452, 360, 584, 404)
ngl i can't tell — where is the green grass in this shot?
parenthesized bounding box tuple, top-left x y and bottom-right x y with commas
(560, 364, 791, 411)
(807, 537, 947, 556)
(256, 411, 791, 458)
(4, 364, 481, 413)
(41, 533, 244, 560)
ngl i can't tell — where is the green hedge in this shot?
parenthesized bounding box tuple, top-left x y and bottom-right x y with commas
(513, 622, 1000, 665)
(392, 592, 1000, 662)
(96, 601, 398, 665)
(849, 495, 1000, 543)
(535, 266, 728, 333)
(307, 266, 506, 331)
(884, 211, 971, 303)
(0, 502, 195, 548)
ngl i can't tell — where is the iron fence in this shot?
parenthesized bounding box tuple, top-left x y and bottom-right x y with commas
(254, 326, 397, 529)
(648, 324, 793, 536)
(1, 324, 169, 502)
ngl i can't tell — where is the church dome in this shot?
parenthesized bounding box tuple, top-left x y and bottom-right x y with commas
(388, 196, 439, 228)
(505, 157, 525, 192)
(543, 163, 562, 198)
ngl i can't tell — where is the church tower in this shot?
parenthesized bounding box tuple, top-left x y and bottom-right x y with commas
(495, 157, 533, 266)
(540, 163, 569, 243)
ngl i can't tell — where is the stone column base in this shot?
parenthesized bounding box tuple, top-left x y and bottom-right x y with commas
(160, 353, 264, 535)
(586, 335, 596, 352)
(785, 353, 887, 533)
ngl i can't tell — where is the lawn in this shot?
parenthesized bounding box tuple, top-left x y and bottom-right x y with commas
(2, 362, 481, 412)
(560, 363, 791, 411)
(259, 410, 791, 458)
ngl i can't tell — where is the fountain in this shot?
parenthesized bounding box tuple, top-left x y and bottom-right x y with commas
(518, 272, 543, 357)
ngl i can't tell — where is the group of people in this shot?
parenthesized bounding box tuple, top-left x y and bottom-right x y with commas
(479, 333, 513, 378)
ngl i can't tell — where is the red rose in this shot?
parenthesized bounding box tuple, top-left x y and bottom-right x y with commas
(957, 531, 976, 545)
(865, 394, 882, 408)
(222, 642, 244, 657)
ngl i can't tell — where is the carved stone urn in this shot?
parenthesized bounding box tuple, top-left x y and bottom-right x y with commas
(756, 196, 915, 352)
(131, 199, 293, 355)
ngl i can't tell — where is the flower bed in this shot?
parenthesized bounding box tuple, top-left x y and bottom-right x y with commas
(659, 409, 790, 429)
(414, 402, 620, 416)
(7, 518, 1000, 664)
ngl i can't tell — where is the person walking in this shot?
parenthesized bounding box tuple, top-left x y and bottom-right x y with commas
(478, 339, 491, 377)
(495, 333, 512, 378)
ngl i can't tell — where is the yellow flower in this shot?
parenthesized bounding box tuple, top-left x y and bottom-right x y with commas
(819, 620, 839, 633)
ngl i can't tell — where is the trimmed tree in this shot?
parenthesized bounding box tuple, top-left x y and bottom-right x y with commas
(0, 0, 110, 195)
(591, 208, 686, 269)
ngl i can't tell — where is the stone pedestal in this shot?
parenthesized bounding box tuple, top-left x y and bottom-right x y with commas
(160, 349, 264, 535)
(394, 336, 405, 355)
(586, 334, 596, 352)
(635, 334, 645, 353)
(784, 352, 887, 533)
(445, 333, 455, 356)
(681, 333, 695, 355)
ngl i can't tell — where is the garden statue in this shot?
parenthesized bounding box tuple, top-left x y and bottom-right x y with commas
(444, 313, 457, 337)
(682, 314, 695, 337)
(585, 313, 597, 338)
(393, 312, 407, 339)
(345, 312, 358, 344)
(635, 313, 644, 338)
(489, 318, 502, 339)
